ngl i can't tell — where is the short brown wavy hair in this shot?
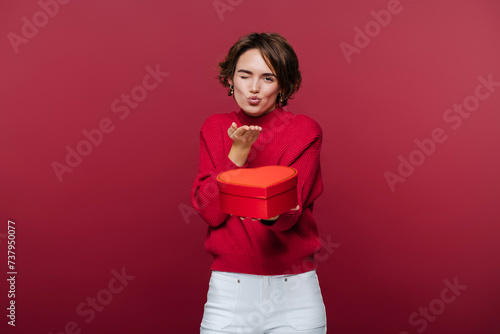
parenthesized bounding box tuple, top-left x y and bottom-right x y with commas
(218, 32, 302, 107)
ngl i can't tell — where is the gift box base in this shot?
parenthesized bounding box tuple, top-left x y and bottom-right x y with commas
(220, 186, 298, 220)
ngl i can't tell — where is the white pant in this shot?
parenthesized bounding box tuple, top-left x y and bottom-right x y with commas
(200, 270, 327, 333)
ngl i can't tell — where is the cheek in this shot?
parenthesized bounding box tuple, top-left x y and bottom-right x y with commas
(265, 86, 279, 97)
(234, 82, 246, 94)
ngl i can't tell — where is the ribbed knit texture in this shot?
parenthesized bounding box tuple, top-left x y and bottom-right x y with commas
(191, 107, 323, 275)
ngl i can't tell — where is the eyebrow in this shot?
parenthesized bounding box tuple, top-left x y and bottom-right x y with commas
(236, 69, 276, 77)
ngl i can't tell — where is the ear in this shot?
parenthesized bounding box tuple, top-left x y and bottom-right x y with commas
(228, 77, 234, 86)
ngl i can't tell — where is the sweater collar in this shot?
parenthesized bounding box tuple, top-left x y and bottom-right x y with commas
(236, 106, 286, 126)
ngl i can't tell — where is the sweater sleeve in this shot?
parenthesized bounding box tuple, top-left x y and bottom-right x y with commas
(190, 116, 247, 227)
(262, 117, 323, 232)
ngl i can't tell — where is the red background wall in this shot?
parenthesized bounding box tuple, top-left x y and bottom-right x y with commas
(1, 0, 499, 333)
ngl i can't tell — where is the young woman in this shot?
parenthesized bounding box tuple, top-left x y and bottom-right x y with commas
(191, 32, 327, 333)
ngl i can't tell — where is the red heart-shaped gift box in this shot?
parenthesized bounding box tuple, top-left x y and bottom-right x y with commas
(217, 166, 298, 219)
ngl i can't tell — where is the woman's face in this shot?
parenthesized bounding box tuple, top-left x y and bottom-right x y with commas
(228, 48, 281, 117)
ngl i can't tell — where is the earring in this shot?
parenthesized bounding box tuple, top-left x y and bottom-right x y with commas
(229, 85, 234, 96)
(278, 93, 284, 106)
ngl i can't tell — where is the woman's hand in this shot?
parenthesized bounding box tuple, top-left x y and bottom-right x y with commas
(233, 205, 300, 222)
(227, 122, 262, 166)
(227, 122, 262, 148)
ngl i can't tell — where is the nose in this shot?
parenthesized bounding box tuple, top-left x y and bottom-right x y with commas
(249, 78, 260, 93)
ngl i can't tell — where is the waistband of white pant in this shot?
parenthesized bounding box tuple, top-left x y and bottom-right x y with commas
(212, 269, 316, 280)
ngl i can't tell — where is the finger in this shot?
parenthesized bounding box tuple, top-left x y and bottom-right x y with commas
(227, 122, 237, 136)
(249, 125, 261, 132)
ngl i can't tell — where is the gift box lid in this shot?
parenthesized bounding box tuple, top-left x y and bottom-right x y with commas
(217, 166, 297, 199)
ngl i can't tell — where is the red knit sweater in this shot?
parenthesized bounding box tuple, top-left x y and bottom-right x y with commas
(191, 106, 323, 275)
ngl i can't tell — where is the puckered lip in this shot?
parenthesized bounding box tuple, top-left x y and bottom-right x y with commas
(248, 96, 261, 100)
